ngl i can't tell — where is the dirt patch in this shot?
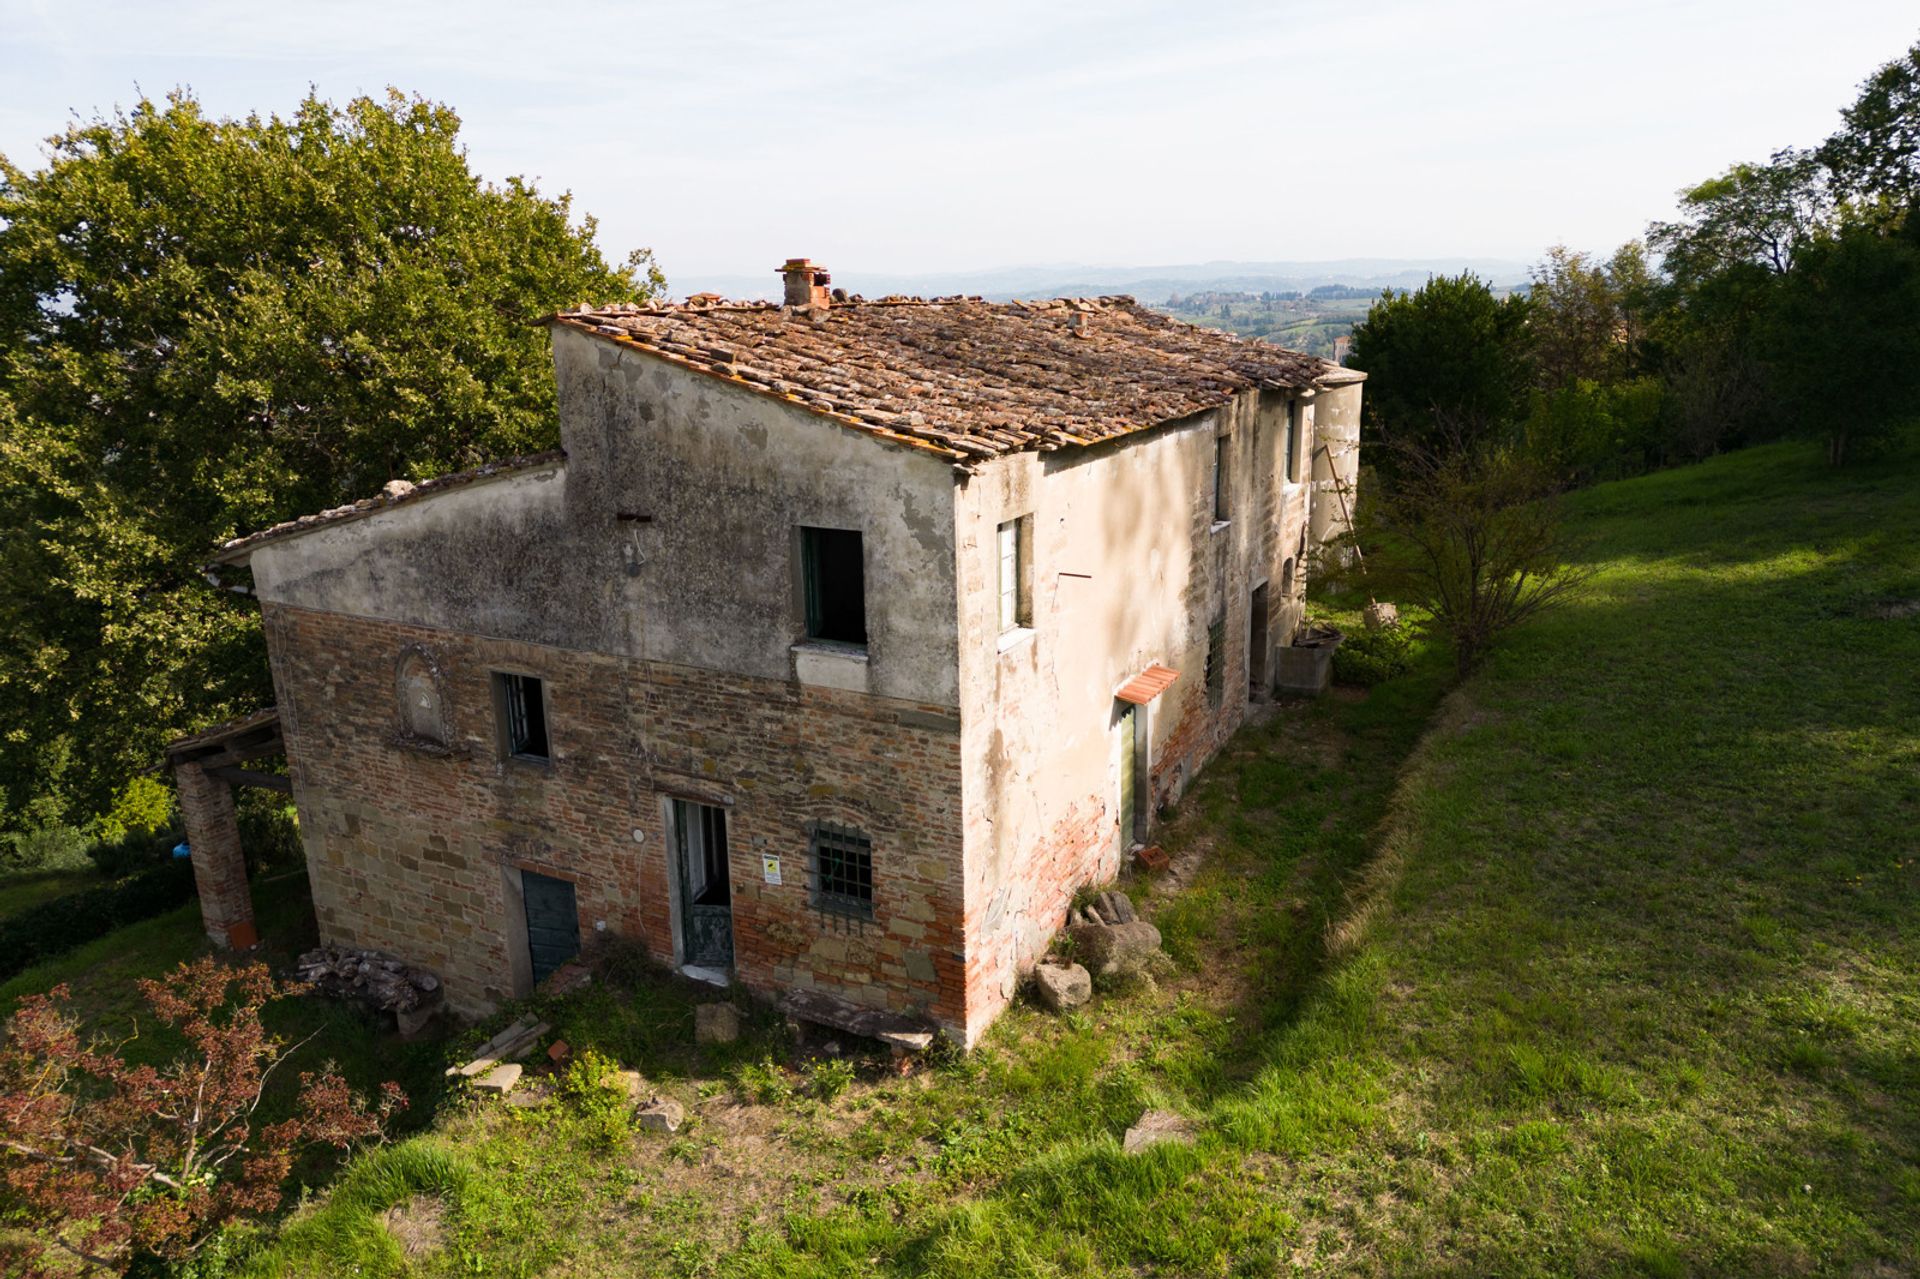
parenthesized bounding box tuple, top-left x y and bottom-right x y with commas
(382, 1194, 446, 1257)
(1863, 598, 1920, 620)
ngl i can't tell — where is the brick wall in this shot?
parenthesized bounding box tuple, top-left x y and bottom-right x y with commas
(265, 603, 968, 1034)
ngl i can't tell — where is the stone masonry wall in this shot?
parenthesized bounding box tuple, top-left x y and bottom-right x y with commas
(265, 602, 967, 1034)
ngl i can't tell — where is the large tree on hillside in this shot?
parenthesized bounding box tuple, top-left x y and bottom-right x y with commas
(1819, 37, 1920, 220)
(1648, 147, 1831, 285)
(0, 90, 662, 831)
(1345, 272, 1532, 466)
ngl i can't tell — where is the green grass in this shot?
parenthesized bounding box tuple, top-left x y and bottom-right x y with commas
(28, 438, 1920, 1277)
(0, 866, 101, 919)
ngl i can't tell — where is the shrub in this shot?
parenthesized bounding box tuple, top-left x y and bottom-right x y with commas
(0, 959, 403, 1274)
(561, 1048, 635, 1149)
(0, 822, 92, 873)
(1333, 623, 1414, 687)
(86, 825, 179, 878)
(0, 860, 194, 980)
(808, 1057, 858, 1104)
(235, 790, 303, 873)
(733, 1056, 794, 1106)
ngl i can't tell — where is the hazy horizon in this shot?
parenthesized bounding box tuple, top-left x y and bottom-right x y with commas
(3, 1, 1915, 290)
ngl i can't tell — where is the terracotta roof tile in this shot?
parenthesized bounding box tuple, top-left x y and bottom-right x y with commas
(212, 450, 565, 564)
(548, 295, 1345, 467)
(1116, 663, 1180, 705)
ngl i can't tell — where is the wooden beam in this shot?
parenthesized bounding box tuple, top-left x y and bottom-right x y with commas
(205, 766, 292, 793)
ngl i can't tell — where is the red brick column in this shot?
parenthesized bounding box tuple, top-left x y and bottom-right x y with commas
(174, 761, 258, 949)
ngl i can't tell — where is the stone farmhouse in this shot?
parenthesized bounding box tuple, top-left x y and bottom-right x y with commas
(177, 259, 1364, 1046)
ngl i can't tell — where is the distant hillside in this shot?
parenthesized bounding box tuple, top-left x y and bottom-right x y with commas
(673, 258, 1532, 304)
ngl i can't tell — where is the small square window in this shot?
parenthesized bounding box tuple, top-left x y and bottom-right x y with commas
(810, 823, 874, 920)
(801, 526, 867, 647)
(1204, 615, 1226, 707)
(494, 672, 549, 761)
(997, 514, 1033, 632)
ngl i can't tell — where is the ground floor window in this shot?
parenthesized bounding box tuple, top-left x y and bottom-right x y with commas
(810, 823, 874, 919)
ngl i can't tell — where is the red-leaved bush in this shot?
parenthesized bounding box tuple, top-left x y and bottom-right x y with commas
(0, 958, 404, 1274)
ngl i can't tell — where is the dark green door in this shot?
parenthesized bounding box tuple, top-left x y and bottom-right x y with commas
(521, 870, 580, 985)
(673, 800, 733, 968)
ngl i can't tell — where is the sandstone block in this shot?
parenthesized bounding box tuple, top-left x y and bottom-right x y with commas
(637, 1098, 684, 1133)
(472, 1062, 521, 1095)
(1123, 1108, 1197, 1154)
(1068, 920, 1163, 978)
(1030, 962, 1092, 1013)
(695, 1003, 741, 1045)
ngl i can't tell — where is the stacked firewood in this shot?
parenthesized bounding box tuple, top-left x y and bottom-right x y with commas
(295, 944, 442, 1013)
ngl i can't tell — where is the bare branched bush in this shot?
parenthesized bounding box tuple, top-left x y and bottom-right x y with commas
(1362, 420, 1595, 677)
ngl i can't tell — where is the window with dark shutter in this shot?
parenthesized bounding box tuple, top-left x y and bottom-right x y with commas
(494, 672, 549, 761)
(800, 527, 867, 647)
(1205, 615, 1226, 707)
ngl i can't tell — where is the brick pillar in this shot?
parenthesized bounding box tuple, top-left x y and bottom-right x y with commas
(174, 761, 258, 949)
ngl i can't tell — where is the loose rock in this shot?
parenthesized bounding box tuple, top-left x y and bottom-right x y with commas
(637, 1098, 685, 1133)
(1123, 1108, 1197, 1154)
(695, 1003, 741, 1045)
(472, 1063, 522, 1095)
(1030, 961, 1092, 1013)
(1068, 919, 1164, 978)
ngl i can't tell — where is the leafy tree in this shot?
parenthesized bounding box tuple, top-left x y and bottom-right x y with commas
(1526, 245, 1635, 390)
(1648, 147, 1831, 285)
(1763, 223, 1920, 464)
(1362, 426, 1592, 678)
(1819, 37, 1920, 219)
(0, 90, 661, 831)
(1346, 273, 1533, 464)
(0, 959, 403, 1274)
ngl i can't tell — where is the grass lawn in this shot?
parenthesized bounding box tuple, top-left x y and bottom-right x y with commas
(0, 867, 101, 920)
(11, 439, 1916, 1277)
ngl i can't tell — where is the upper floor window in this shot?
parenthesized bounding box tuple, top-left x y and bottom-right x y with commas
(1285, 401, 1302, 483)
(997, 515, 1033, 633)
(1213, 435, 1232, 523)
(493, 672, 549, 762)
(801, 526, 867, 648)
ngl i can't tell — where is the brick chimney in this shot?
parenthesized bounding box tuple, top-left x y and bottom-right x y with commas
(779, 258, 832, 309)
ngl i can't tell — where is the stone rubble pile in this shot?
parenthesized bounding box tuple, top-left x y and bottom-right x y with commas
(1067, 889, 1166, 982)
(296, 944, 442, 1013)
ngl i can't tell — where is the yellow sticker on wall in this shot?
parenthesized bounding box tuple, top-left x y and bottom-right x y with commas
(762, 856, 782, 886)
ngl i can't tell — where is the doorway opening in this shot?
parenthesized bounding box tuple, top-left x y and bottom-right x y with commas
(672, 799, 733, 969)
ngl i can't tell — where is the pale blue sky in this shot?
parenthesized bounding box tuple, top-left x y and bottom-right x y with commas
(2, 1, 1914, 291)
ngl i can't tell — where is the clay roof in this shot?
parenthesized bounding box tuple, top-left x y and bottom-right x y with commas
(548, 296, 1350, 467)
(1115, 663, 1181, 705)
(211, 450, 565, 564)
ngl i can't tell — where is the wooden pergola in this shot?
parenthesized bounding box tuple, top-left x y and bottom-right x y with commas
(164, 707, 286, 949)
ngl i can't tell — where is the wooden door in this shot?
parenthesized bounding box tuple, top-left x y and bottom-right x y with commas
(521, 870, 580, 985)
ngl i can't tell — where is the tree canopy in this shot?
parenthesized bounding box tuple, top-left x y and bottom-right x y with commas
(0, 89, 661, 831)
(1345, 272, 1532, 463)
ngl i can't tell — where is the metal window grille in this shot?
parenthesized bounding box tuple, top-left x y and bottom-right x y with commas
(809, 823, 874, 919)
